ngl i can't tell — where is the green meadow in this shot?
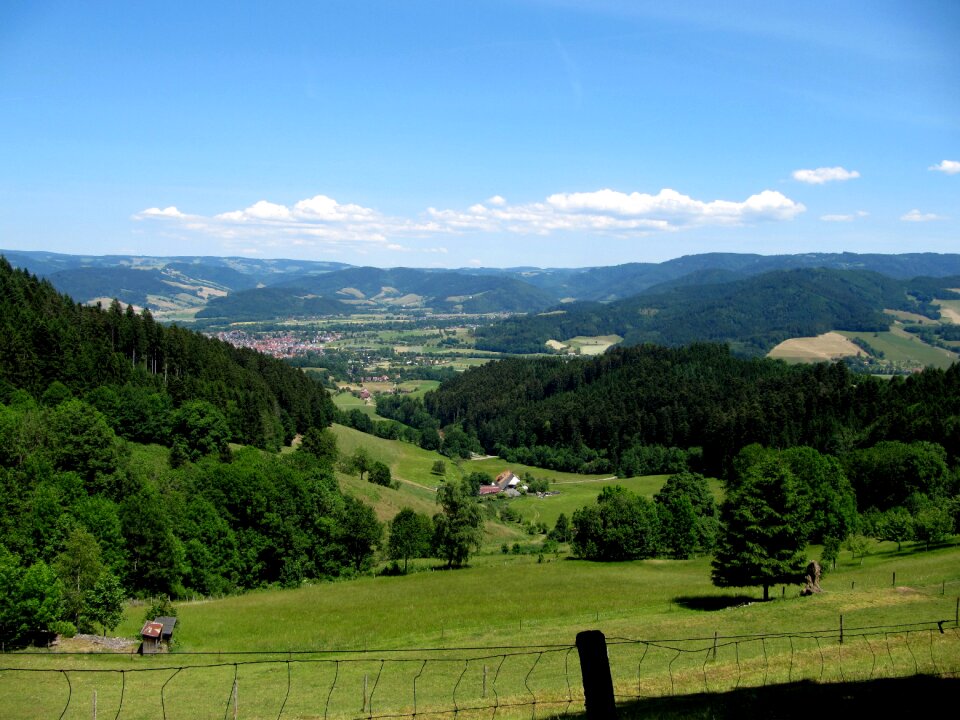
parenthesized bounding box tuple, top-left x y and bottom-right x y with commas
(839, 328, 958, 369)
(3, 539, 958, 720)
(4, 432, 958, 719)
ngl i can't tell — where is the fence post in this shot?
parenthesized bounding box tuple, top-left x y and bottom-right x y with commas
(839, 615, 844, 645)
(362, 674, 368, 712)
(93, 689, 97, 720)
(232, 678, 238, 720)
(576, 630, 618, 720)
(483, 665, 487, 698)
(892, 572, 896, 587)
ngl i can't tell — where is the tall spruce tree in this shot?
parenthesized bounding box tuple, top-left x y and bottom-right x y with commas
(711, 454, 808, 600)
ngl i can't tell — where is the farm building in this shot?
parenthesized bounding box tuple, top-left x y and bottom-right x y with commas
(480, 470, 523, 497)
(495, 470, 521, 490)
(139, 616, 177, 654)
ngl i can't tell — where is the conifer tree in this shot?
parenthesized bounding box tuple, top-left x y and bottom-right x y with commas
(711, 454, 808, 600)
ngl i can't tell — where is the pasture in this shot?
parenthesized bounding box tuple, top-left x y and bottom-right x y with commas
(3, 539, 958, 720)
(17, 434, 951, 718)
(839, 328, 958, 369)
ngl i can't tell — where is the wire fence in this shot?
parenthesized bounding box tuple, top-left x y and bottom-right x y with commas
(1, 619, 958, 720)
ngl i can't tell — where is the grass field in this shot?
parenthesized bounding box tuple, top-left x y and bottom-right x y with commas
(3, 539, 958, 719)
(9, 436, 954, 718)
(839, 328, 958, 369)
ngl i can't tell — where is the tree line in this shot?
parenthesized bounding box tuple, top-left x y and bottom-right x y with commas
(422, 343, 960, 477)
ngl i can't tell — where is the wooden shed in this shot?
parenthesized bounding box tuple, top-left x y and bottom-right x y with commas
(139, 621, 163, 654)
(139, 616, 177, 654)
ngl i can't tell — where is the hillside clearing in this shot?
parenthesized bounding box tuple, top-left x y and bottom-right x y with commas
(840, 328, 959, 369)
(767, 332, 864, 362)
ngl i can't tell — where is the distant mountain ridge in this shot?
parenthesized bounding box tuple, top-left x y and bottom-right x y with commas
(5, 249, 960, 322)
(474, 267, 960, 355)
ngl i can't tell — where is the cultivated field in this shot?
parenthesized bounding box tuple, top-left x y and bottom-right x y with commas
(767, 332, 864, 362)
(546, 335, 623, 355)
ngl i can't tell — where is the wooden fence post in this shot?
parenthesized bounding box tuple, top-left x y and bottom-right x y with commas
(576, 630, 618, 720)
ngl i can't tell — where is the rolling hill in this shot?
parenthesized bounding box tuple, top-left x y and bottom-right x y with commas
(6, 249, 960, 327)
(473, 268, 960, 355)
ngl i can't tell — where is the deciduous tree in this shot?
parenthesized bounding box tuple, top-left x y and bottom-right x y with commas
(387, 508, 433, 573)
(432, 481, 484, 568)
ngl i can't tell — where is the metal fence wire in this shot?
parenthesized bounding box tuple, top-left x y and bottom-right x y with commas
(0, 620, 958, 720)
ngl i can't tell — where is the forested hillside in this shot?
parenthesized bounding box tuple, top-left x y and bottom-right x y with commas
(474, 268, 957, 354)
(0, 257, 334, 449)
(198, 266, 559, 319)
(424, 343, 960, 477)
(0, 257, 381, 646)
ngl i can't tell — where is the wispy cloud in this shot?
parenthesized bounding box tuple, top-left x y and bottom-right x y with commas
(900, 209, 944, 222)
(792, 167, 860, 184)
(134, 187, 806, 253)
(820, 211, 869, 222)
(139, 206, 185, 218)
(929, 160, 960, 175)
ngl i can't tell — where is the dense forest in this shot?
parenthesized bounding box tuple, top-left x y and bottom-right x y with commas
(473, 268, 959, 354)
(423, 343, 960, 477)
(0, 257, 335, 450)
(0, 257, 380, 646)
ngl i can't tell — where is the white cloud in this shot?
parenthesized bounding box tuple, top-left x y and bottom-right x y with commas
(543, 188, 804, 224)
(901, 209, 944, 222)
(820, 210, 869, 222)
(929, 160, 960, 175)
(135, 186, 806, 253)
(792, 167, 860, 184)
(135, 206, 185, 219)
(216, 200, 291, 222)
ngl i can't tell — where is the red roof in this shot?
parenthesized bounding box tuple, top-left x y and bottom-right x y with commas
(141, 622, 163, 638)
(479, 485, 501, 495)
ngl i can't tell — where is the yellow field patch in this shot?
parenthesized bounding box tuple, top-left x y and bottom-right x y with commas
(884, 308, 938, 324)
(941, 308, 960, 323)
(547, 335, 622, 354)
(768, 331, 865, 362)
(936, 296, 960, 324)
(567, 335, 622, 355)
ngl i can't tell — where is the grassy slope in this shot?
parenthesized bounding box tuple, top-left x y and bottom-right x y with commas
(839, 328, 958, 369)
(7, 541, 956, 720)
(11, 436, 952, 719)
(129, 540, 960, 652)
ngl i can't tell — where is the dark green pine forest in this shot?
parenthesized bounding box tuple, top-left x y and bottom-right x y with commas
(472, 268, 959, 354)
(423, 343, 960, 479)
(0, 258, 382, 646)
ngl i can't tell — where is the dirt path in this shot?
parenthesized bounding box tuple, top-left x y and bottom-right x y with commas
(553, 476, 618, 485)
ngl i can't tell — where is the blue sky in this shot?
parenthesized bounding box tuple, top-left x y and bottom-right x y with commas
(1, 1, 957, 268)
